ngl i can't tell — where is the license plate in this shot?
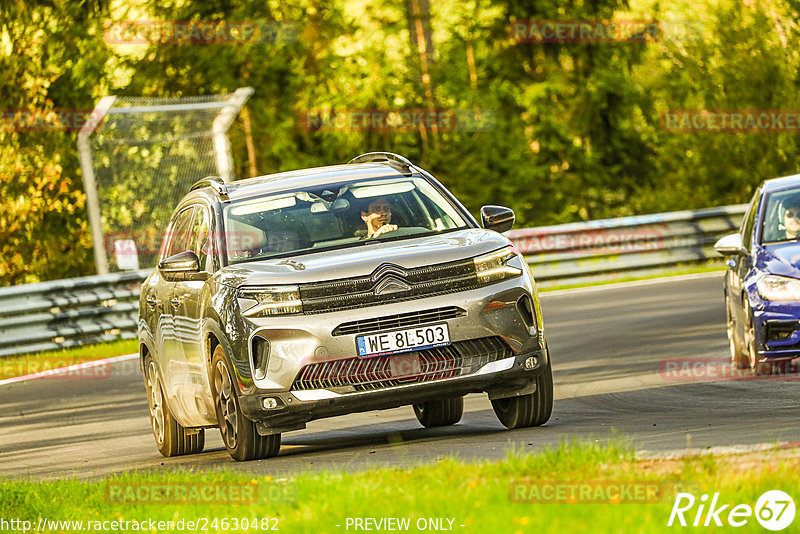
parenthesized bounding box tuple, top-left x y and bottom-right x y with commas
(356, 323, 450, 358)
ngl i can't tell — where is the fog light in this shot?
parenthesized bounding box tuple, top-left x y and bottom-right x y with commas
(524, 356, 539, 370)
(262, 397, 279, 410)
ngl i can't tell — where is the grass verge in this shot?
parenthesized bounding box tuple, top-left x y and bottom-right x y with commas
(2, 440, 798, 533)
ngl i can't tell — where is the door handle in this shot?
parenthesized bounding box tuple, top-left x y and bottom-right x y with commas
(170, 297, 181, 308)
(146, 297, 160, 310)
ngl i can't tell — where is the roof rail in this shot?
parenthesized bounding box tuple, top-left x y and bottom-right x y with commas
(190, 175, 229, 198)
(348, 152, 415, 176)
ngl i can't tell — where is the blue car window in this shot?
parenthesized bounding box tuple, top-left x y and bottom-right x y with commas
(761, 189, 800, 244)
(741, 190, 759, 248)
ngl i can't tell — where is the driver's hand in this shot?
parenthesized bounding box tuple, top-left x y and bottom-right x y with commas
(371, 224, 398, 237)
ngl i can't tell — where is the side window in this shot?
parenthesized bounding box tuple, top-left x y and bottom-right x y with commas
(162, 207, 195, 260)
(741, 189, 760, 249)
(188, 207, 212, 272)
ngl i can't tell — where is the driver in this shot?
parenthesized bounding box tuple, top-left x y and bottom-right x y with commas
(360, 197, 398, 238)
(783, 197, 800, 240)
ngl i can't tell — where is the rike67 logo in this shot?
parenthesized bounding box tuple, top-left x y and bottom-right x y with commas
(668, 490, 795, 530)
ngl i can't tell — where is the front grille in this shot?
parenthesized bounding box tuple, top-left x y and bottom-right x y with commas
(299, 259, 482, 314)
(292, 336, 511, 392)
(332, 306, 467, 336)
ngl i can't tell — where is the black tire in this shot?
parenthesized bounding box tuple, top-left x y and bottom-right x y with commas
(491, 350, 553, 429)
(143, 354, 205, 457)
(743, 300, 772, 376)
(211, 345, 281, 461)
(413, 396, 464, 428)
(726, 295, 749, 370)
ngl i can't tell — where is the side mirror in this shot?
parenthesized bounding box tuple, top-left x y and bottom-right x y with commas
(481, 205, 515, 233)
(158, 250, 208, 281)
(714, 233, 748, 256)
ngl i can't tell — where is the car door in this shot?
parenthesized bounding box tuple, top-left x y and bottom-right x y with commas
(171, 204, 217, 425)
(155, 205, 196, 399)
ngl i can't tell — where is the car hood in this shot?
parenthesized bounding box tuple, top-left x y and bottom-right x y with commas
(757, 242, 800, 279)
(215, 228, 511, 288)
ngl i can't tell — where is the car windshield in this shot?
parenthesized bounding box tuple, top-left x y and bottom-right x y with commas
(222, 175, 469, 263)
(761, 188, 800, 244)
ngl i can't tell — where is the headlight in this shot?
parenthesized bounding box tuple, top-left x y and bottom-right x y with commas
(238, 286, 302, 317)
(756, 275, 800, 301)
(474, 246, 523, 283)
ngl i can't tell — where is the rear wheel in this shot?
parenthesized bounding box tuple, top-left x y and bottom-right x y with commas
(492, 351, 553, 429)
(413, 396, 464, 428)
(211, 345, 281, 461)
(143, 355, 205, 457)
(726, 295, 749, 370)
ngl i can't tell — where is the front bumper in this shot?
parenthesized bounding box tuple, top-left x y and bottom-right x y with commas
(239, 346, 548, 434)
(231, 274, 544, 430)
(752, 300, 800, 359)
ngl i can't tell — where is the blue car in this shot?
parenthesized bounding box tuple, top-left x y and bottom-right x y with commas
(715, 174, 800, 375)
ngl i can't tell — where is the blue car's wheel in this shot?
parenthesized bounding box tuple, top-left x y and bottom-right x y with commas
(726, 295, 749, 369)
(743, 299, 772, 376)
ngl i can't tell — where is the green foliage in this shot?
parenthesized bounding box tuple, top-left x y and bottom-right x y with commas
(0, 0, 113, 284)
(3, 0, 800, 284)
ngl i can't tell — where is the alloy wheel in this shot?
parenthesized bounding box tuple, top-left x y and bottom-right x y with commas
(146, 360, 165, 446)
(214, 360, 238, 449)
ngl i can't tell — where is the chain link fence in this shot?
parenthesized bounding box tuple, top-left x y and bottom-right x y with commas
(77, 88, 252, 273)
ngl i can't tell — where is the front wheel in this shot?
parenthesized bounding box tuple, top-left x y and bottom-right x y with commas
(492, 351, 553, 429)
(143, 355, 205, 457)
(211, 345, 281, 461)
(413, 396, 464, 428)
(726, 295, 749, 370)
(743, 300, 772, 376)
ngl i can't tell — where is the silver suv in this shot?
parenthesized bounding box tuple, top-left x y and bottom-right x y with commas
(138, 153, 553, 461)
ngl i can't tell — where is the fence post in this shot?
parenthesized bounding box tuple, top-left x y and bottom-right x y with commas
(77, 96, 116, 275)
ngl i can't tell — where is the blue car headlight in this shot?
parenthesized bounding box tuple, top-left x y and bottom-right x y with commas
(756, 274, 800, 301)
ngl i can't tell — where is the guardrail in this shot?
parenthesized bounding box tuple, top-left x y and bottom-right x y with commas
(509, 204, 746, 287)
(0, 204, 746, 357)
(0, 269, 149, 358)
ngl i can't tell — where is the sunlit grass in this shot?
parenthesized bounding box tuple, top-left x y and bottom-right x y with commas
(2, 439, 798, 533)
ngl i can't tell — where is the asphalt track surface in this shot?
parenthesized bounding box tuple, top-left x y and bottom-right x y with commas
(2, 272, 799, 480)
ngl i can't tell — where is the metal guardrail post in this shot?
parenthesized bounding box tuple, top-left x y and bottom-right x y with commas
(77, 96, 116, 275)
(213, 87, 254, 182)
